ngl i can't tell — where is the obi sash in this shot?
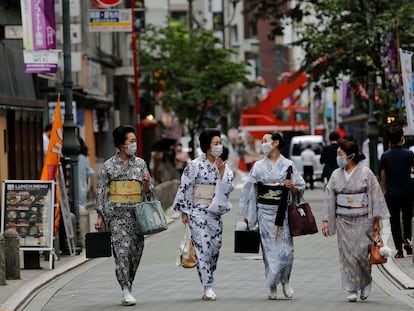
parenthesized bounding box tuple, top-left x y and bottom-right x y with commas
(109, 180, 142, 203)
(257, 183, 284, 205)
(193, 184, 215, 205)
(336, 192, 367, 209)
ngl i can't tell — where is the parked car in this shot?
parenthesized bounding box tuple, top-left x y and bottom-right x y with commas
(288, 135, 325, 180)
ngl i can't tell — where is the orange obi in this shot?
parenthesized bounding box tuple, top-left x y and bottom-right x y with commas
(109, 180, 142, 203)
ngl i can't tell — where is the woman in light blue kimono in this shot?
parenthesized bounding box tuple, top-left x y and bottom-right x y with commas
(172, 129, 234, 301)
(239, 132, 305, 300)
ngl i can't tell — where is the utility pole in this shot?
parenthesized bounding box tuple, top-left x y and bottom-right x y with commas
(131, 0, 143, 157)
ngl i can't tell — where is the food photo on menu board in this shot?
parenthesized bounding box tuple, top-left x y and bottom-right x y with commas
(2, 182, 54, 248)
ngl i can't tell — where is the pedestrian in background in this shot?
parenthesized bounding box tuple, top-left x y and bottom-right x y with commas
(174, 143, 190, 175)
(239, 132, 305, 300)
(78, 137, 94, 211)
(320, 131, 340, 184)
(322, 139, 389, 302)
(43, 123, 52, 156)
(380, 126, 414, 258)
(301, 144, 316, 190)
(94, 125, 152, 306)
(172, 129, 234, 301)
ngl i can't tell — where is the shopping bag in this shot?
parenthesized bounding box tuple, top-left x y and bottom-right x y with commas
(177, 224, 197, 268)
(134, 191, 168, 235)
(234, 221, 261, 253)
(85, 231, 112, 258)
(369, 233, 387, 265)
(288, 194, 318, 237)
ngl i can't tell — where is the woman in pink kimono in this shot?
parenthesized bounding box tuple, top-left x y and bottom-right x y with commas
(321, 139, 389, 302)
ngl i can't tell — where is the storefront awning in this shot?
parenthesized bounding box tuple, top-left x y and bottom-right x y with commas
(73, 90, 113, 110)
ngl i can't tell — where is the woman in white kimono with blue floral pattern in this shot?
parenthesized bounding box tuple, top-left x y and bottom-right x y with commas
(173, 129, 234, 301)
(239, 132, 305, 300)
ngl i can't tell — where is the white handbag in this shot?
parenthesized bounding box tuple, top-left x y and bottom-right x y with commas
(176, 224, 197, 268)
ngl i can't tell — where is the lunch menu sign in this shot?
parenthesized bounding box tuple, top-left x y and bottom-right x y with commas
(1, 180, 55, 250)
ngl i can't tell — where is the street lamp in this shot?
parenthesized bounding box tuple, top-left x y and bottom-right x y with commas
(62, 0, 81, 248)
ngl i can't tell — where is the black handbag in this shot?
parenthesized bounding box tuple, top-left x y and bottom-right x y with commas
(234, 221, 261, 253)
(85, 231, 112, 258)
(288, 194, 318, 237)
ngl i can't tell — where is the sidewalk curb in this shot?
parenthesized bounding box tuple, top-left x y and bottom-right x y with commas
(1, 256, 89, 311)
(381, 258, 414, 289)
(1, 212, 179, 311)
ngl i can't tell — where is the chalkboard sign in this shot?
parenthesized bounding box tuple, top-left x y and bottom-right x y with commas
(1, 180, 55, 251)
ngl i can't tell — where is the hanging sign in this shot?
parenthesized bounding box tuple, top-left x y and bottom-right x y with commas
(89, 9, 132, 32)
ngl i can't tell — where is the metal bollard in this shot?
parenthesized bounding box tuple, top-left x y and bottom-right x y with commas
(4, 229, 20, 280)
(0, 234, 6, 285)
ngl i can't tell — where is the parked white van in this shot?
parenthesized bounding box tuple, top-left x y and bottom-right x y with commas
(288, 135, 325, 181)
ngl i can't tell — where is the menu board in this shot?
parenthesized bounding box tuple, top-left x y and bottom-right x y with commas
(1, 180, 55, 250)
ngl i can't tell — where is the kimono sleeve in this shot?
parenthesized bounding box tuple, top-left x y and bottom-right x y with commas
(239, 166, 258, 229)
(366, 168, 389, 219)
(172, 160, 199, 214)
(322, 170, 339, 236)
(95, 162, 110, 219)
(208, 165, 234, 215)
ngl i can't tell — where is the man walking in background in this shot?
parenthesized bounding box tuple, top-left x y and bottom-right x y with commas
(381, 126, 414, 258)
(320, 131, 340, 185)
(301, 144, 316, 190)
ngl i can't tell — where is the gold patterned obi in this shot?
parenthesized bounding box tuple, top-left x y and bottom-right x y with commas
(109, 180, 142, 203)
(336, 192, 367, 209)
(257, 183, 284, 205)
(193, 184, 215, 205)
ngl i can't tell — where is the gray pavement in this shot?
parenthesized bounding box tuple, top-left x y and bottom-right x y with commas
(2, 175, 414, 311)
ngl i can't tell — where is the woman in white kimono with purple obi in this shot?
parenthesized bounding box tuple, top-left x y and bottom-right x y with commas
(321, 139, 389, 302)
(239, 132, 305, 300)
(172, 129, 234, 301)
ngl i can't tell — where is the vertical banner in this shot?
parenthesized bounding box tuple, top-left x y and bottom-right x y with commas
(400, 49, 414, 131)
(20, 0, 56, 51)
(20, 0, 58, 73)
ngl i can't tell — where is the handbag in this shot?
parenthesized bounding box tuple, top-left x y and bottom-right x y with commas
(134, 191, 168, 235)
(369, 233, 387, 265)
(288, 193, 318, 237)
(85, 231, 112, 258)
(234, 221, 261, 253)
(177, 224, 197, 268)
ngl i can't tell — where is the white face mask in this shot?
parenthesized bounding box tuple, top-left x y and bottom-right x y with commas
(125, 142, 137, 156)
(211, 145, 223, 157)
(261, 142, 273, 155)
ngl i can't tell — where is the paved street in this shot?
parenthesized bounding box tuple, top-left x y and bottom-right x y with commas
(20, 176, 414, 311)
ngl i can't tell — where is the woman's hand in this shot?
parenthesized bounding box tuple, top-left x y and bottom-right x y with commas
(143, 172, 151, 183)
(94, 212, 104, 230)
(285, 179, 297, 194)
(181, 213, 189, 224)
(321, 220, 329, 237)
(143, 172, 151, 192)
(373, 219, 381, 234)
(216, 158, 226, 179)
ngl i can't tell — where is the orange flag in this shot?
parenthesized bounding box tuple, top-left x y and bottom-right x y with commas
(41, 96, 63, 180)
(41, 96, 63, 236)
